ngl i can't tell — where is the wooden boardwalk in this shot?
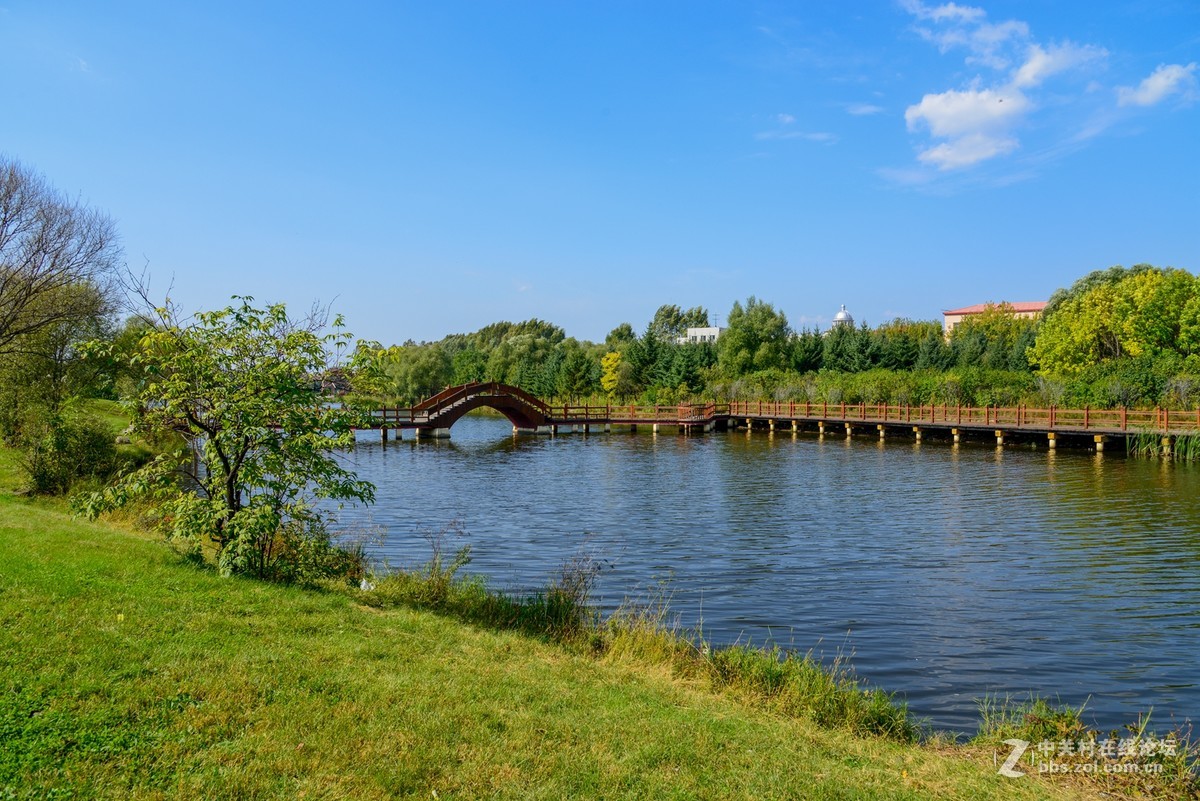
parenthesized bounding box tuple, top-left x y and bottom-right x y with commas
(364, 383, 1199, 450)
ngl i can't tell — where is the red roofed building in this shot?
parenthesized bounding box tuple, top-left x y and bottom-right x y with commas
(942, 301, 1047, 335)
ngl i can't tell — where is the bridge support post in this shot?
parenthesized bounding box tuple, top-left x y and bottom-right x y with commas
(791, 420, 798, 433)
(514, 425, 553, 435)
(1047, 432, 1057, 450)
(380, 426, 388, 443)
(1162, 436, 1173, 456)
(769, 419, 775, 432)
(416, 427, 451, 440)
(818, 421, 826, 437)
(1094, 434, 1106, 453)
(844, 423, 853, 438)
(912, 426, 922, 442)
(951, 428, 960, 444)
(995, 430, 1005, 447)
(877, 424, 885, 440)
(604, 424, 611, 433)
(630, 424, 637, 433)
(745, 418, 752, 431)
(652, 423, 660, 435)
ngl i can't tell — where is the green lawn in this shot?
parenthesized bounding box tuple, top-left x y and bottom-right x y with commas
(0, 492, 1107, 801)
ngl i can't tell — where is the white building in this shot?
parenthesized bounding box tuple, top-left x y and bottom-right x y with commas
(830, 304, 854, 330)
(678, 326, 723, 344)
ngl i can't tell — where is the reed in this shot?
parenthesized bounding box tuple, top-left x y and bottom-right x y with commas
(1128, 429, 1200, 461)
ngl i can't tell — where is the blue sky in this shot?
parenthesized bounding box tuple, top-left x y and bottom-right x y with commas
(2, 1, 1197, 343)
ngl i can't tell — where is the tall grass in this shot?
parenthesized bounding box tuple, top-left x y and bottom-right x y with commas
(363, 538, 917, 742)
(974, 694, 1199, 798)
(1128, 430, 1200, 461)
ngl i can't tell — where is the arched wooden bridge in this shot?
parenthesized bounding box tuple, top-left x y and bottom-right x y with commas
(368, 382, 1199, 452)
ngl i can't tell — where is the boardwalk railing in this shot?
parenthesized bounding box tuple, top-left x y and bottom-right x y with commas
(365, 385, 1200, 436)
(726, 401, 1200, 434)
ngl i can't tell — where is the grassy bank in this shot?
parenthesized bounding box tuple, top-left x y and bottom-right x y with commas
(0, 493, 1119, 800)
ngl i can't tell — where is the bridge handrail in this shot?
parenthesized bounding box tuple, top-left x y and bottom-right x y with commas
(725, 400, 1200, 433)
(412, 382, 482, 413)
(376, 389, 1200, 435)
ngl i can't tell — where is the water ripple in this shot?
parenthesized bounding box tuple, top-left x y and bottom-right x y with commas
(338, 416, 1200, 733)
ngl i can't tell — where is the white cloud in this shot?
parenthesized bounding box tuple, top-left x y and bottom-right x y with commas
(846, 102, 885, 115)
(916, 132, 1018, 169)
(897, 2, 1115, 174)
(905, 87, 1029, 137)
(1116, 63, 1199, 107)
(913, 17, 1029, 69)
(900, 0, 985, 24)
(776, 113, 796, 124)
(1013, 42, 1107, 89)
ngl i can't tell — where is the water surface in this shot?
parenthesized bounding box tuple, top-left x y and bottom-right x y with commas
(336, 414, 1200, 733)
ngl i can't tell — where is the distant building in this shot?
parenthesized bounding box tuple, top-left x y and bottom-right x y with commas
(942, 301, 1047, 335)
(679, 326, 723, 344)
(830, 304, 854, 330)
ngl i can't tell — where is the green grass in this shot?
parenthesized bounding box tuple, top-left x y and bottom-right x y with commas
(0, 494, 1111, 800)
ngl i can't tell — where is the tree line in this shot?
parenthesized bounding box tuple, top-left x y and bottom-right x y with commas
(350, 274, 1200, 412)
(5, 153, 1199, 585)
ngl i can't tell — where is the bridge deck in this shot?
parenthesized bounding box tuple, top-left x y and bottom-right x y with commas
(366, 394, 1199, 438)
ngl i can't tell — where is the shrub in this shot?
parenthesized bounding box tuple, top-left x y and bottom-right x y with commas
(21, 415, 118, 495)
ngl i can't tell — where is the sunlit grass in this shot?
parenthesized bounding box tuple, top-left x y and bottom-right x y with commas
(0, 491, 1106, 800)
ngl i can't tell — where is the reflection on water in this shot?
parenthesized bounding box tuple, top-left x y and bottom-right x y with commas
(335, 414, 1200, 733)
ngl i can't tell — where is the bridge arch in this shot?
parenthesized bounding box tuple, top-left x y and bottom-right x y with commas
(412, 382, 551, 432)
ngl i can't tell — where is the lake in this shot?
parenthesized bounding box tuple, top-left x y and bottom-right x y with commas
(336, 413, 1200, 734)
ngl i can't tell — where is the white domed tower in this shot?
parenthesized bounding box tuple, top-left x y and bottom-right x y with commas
(831, 304, 854, 329)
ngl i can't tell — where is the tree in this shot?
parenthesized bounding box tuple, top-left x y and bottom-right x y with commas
(605, 322, 637, 351)
(0, 281, 114, 437)
(717, 297, 790, 377)
(79, 298, 376, 582)
(600, 351, 634, 398)
(0, 157, 121, 355)
(381, 342, 453, 402)
(647, 304, 710, 341)
(791, 328, 824, 372)
(1030, 266, 1200, 374)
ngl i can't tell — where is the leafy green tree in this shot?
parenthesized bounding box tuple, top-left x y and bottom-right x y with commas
(1031, 266, 1200, 375)
(605, 323, 637, 351)
(791, 328, 824, 372)
(874, 319, 939, 371)
(0, 282, 114, 439)
(555, 339, 596, 399)
(384, 343, 453, 401)
(647, 304, 710, 341)
(451, 346, 487, 385)
(79, 298, 376, 582)
(624, 326, 662, 391)
(822, 324, 858, 373)
(717, 297, 790, 377)
(915, 330, 954, 370)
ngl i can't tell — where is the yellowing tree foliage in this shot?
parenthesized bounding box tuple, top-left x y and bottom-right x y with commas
(1030, 266, 1200, 375)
